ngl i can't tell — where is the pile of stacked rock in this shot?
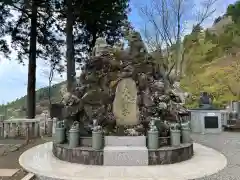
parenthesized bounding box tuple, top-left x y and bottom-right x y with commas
(61, 31, 188, 137)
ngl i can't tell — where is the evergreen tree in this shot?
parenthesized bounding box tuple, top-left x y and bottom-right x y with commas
(0, 0, 63, 118)
(227, 1, 240, 23)
(54, 0, 130, 92)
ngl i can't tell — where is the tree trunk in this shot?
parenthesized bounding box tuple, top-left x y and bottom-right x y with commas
(175, 1, 181, 79)
(66, 0, 75, 92)
(26, 0, 37, 119)
(89, 29, 97, 51)
(179, 48, 185, 78)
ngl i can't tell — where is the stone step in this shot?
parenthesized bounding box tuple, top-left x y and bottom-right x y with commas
(103, 146, 148, 166)
(104, 136, 146, 146)
(21, 173, 35, 180)
(0, 169, 19, 177)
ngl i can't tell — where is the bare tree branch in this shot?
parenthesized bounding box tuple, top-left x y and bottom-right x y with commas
(138, 0, 218, 82)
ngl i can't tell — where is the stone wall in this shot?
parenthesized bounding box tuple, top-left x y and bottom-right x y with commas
(52, 142, 193, 165)
(78, 136, 170, 147)
(3, 119, 40, 139)
(148, 143, 193, 165)
(52, 143, 103, 165)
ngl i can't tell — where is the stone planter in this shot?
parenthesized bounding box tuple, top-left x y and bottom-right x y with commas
(170, 129, 180, 146)
(182, 128, 191, 143)
(69, 128, 80, 148)
(55, 127, 65, 144)
(92, 131, 103, 150)
(147, 130, 159, 149)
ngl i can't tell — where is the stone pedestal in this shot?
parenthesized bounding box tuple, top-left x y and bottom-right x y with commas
(104, 146, 148, 166)
(47, 118, 53, 136)
(170, 130, 181, 146)
(147, 131, 159, 149)
(105, 136, 146, 146)
(182, 128, 191, 143)
(39, 121, 46, 137)
(34, 122, 39, 137)
(52, 118, 57, 136)
(103, 136, 148, 166)
(55, 127, 65, 144)
(92, 131, 103, 150)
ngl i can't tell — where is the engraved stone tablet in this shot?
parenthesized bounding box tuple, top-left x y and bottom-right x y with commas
(113, 78, 139, 126)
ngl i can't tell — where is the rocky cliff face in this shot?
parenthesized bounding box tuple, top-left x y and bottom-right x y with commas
(61, 32, 188, 137)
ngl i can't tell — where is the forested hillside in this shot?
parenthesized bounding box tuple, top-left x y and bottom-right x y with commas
(181, 14, 240, 107)
(0, 82, 64, 118)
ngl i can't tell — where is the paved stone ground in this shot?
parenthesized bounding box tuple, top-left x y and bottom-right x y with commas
(0, 138, 46, 180)
(1, 133, 240, 179)
(19, 142, 226, 180)
(192, 132, 240, 180)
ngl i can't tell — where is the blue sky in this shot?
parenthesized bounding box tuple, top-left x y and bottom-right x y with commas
(0, 0, 237, 104)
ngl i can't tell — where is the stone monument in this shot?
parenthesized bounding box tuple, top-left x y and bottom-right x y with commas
(113, 78, 139, 126)
(58, 31, 189, 141)
(19, 31, 195, 179)
(104, 77, 148, 166)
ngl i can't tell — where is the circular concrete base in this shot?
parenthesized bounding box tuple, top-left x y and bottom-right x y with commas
(19, 142, 227, 180)
(52, 142, 193, 165)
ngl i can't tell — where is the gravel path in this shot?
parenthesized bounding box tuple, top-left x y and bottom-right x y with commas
(192, 132, 240, 180)
(0, 138, 46, 180)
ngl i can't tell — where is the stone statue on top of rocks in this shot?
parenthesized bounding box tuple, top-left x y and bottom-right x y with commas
(92, 37, 109, 57)
(127, 30, 147, 56)
(172, 81, 189, 104)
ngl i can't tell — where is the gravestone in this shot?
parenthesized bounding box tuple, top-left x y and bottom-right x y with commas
(113, 78, 139, 126)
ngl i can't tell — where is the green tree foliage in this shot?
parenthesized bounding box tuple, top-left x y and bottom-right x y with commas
(181, 3, 240, 107)
(53, 0, 130, 91)
(0, 3, 11, 58)
(0, 0, 130, 117)
(227, 1, 240, 23)
(54, 0, 130, 61)
(0, 0, 63, 118)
